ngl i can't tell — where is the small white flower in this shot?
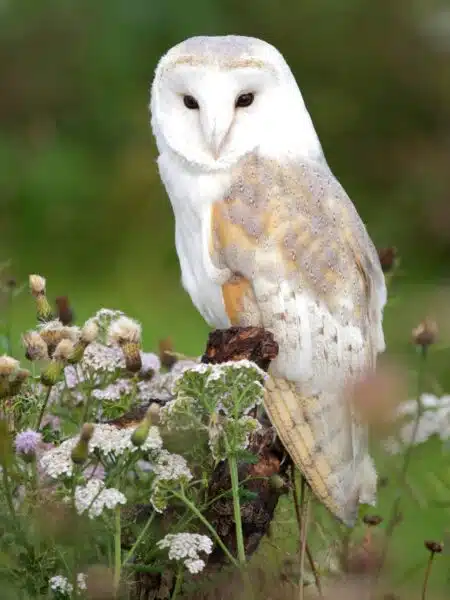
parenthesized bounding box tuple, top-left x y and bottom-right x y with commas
(153, 450, 192, 482)
(49, 573, 87, 596)
(184, 558, 206, 574)
(49, 574, 73, 595)
(82, 342, 125, 372)
(75, 479, 126, 518)
(421, 393, 440, 409)
(40, 437, 77, 478)
(77, 573, 87, 590)
(91, 378, 133, 401)
(157, 532, 213, 574)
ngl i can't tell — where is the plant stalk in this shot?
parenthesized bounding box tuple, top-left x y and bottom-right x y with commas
(422, 553, 434, 600)
(36, 385, 52, 430)
(122, 511, 155, 567)
(229, 452, 246, 565)
(114, 507, 122, 596)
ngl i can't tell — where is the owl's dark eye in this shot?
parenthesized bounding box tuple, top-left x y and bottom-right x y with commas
(235, 92, 254, 108)
(183, 95, 199, 109)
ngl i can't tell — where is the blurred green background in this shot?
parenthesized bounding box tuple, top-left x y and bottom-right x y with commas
(2, 0, 450, 355)
(1, 0, 450, 593)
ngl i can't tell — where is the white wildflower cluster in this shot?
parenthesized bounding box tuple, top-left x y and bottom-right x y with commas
(157, 532, 213, 574)
(82, 342, 125, 373)
(150, 450, 193, 512)
(75, 479, 126, 518)
(161, 360, 265, 461)
(40, 424, 163, 479)
(49, 573, 87, 596)
(383, 393, 450, 455)
(92, 378, 133, 401)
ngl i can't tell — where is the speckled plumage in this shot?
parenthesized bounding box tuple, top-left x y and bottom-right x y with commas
(150, 35, 387, 525)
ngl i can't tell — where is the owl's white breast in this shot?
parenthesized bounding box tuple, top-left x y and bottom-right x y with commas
(157, 153, 232, 329)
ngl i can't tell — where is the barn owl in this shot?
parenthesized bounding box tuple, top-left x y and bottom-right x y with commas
(150, 35, 387, 526)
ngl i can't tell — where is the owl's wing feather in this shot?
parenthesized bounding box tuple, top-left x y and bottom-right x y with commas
(210, 154, 386, 524)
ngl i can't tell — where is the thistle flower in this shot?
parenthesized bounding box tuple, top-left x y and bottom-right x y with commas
(38, 320, 80, 358)
(0, 355, 19, 377)
(81, 319, 99, 344)
(8, 368, 30, 397)
(0, 355, 21, 398)
(412, 318, 438, 348)
(29, 274, 53, 322)
(41, 339, 75, 386)
(14, 429, 42, 462)
(22, 331, 49, 361)
(107, 316, 142, 372)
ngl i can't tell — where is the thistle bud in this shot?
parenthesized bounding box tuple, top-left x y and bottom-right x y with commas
(363, 514, 383, 527)
(53, 339, 75, 362)
(80, 423, 95, 442)
(55, 296, 74, 326)
(29, 274, 53, 322)
(424, 540, 443, 554)
(0, 355, 19, 377)
(23, 331, 49, 361)
(81, 320, 99, 345)
(412, 318, 438, 348)
(40, 360, 64, 387)
(71, 424, 94, 465)
(377, 247, 398, 273)
(107, 316, 142, 373)
(158, 337, 177, 369)
(131, 410, 153, 447)
(8, 368, 31, 397)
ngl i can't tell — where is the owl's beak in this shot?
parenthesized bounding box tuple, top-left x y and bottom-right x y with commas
(200, 108, 232, 160)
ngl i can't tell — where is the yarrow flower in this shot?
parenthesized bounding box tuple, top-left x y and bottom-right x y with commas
(383, 393, 450, 454)
(40, 424, 163, 479)
(14, 429, 42, 458)
(150, 450, 193, 512)
(49, 573, 87, 596)
(157, 533, 213, 574)
(75, 479, 126, 518)
(82, 342, 125, 372)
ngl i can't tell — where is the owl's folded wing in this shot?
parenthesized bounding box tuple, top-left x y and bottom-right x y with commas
(209, 154, 386, 524)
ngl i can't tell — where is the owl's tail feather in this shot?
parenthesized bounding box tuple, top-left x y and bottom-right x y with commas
(264, 375, 372, 526)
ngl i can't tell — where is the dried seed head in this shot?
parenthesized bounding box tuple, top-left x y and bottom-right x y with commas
(122, 342, 142, 373)
(53, 339, 75, 362)
(29, 274, 46, 296)
(81, 319, 99, 344)
(80, 423, 95, 442)
(39, 321, 80, 357)
(412, 318, 438, 347)
(363, 514, 383, 527)
(159, 336, 177, 369)
(55, 296, 74, 326)
(23, 331, 49, 361)
(0, 355, 20, 377)
(424, 540, 443, 554)
(8, 368, 31, 397)
(377, 247, 398, 273)
(107, 316, 141, 346)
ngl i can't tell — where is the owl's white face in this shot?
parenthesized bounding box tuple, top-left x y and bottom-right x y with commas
(150, 36, 323, 172)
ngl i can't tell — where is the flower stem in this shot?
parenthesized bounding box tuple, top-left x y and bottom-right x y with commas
(36, 385, 52, 430)
(2, 466, 16, 520)
(173, 490, 239, 568)
(170, 566, 184, 600)
(113, 507, 122, 596)
(422, 553, 434, 600)
(228, 452, 246, 565)
(122, 511, 155, 567)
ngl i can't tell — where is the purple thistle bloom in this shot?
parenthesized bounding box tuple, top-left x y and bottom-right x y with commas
(14, 429, 42, 457)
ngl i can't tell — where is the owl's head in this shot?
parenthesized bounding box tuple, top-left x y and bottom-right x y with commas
(150, 35, 323, 171)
